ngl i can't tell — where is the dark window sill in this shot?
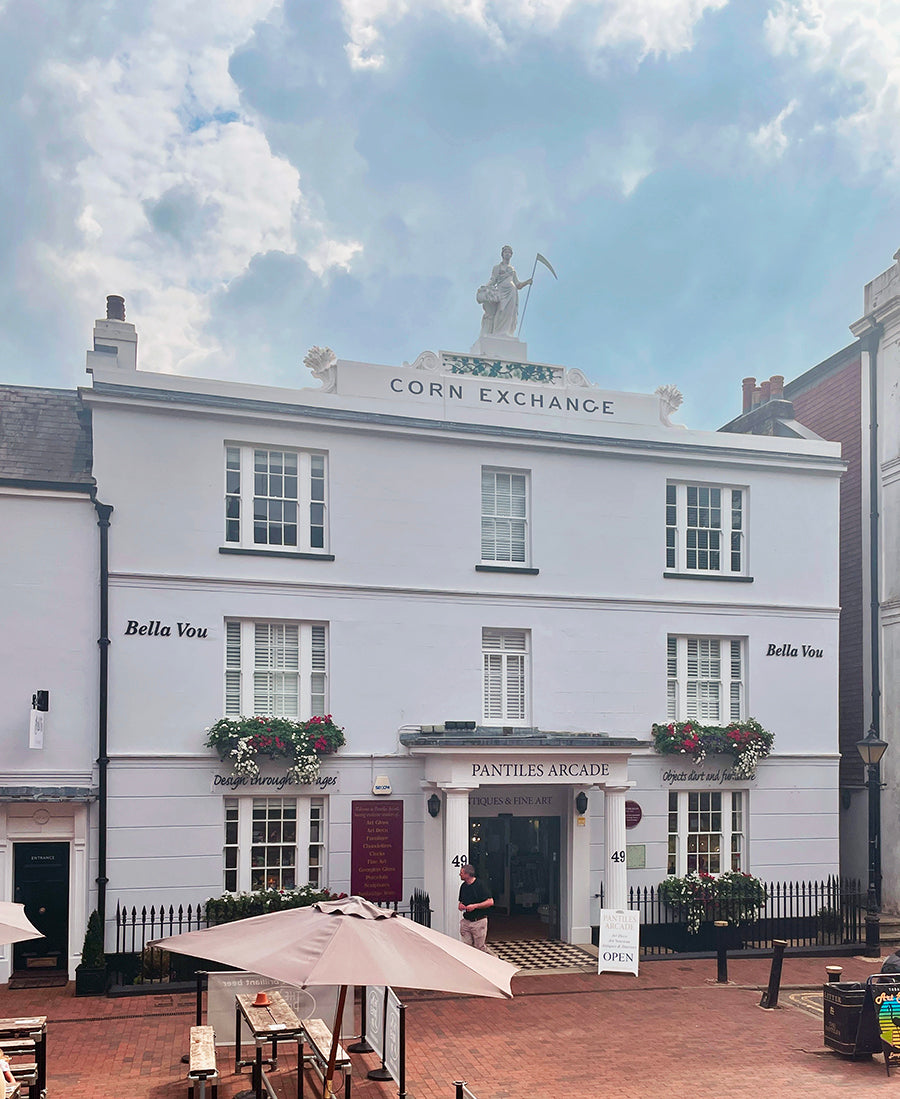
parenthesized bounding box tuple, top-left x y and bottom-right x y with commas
(663, 571, 753, 583)
(220, 546, 335, 561)
(476, 564, 540, 575)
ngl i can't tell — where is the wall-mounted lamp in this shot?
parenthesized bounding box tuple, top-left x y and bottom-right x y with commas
(575, 791, 589, 815)
(32, 691, 49, 712)
(427, 793, 441, 818)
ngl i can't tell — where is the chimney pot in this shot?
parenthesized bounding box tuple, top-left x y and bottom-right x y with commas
(760, 379, 771, 403)
(742, 377, 756, 414)
(770, 375, 784, 399)
(751, 386, 762, 408)
(106, 295, 126, 322)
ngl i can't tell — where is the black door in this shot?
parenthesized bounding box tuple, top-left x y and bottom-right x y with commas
(13, 842, 69, 972)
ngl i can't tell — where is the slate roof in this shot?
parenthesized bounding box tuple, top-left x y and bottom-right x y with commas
(0, 385, 94, 485)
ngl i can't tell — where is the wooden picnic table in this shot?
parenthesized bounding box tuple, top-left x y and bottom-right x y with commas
(0, 1016, 46, 1097)
(234, 992, 304, 1099)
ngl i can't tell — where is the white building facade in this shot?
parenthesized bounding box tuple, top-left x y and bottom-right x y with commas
(0, 302, 845, 976)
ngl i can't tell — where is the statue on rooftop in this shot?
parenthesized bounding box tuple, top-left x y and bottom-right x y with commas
(476, 245, 533, 338)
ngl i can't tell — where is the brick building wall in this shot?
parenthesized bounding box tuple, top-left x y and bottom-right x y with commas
(787, 351, 864, 788)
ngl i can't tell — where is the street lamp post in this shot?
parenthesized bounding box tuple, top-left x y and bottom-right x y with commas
(856, 724, 889, 957)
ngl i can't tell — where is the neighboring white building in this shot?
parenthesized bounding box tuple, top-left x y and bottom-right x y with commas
(0, 295, 845, 976)
(0, 386, 100, 979)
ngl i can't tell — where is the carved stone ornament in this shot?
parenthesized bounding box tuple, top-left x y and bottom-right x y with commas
(565, 368, 597, 389)
(404, 351, 441, 373)
(303, 346, 337, 392)
(655, 384, 684, 427)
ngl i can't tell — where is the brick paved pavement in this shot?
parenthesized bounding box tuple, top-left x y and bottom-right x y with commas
(1, 953, 897, 1098)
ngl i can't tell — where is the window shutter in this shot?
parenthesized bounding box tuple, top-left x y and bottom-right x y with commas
(225, 621, 242, 715)
(667, 636, 678, 721)
(505, 653, 526, 719)
(483, 654, 503, 720)
(310, 624, 327, 715)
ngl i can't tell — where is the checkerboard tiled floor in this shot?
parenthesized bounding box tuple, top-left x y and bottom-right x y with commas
(487, 938, 596, 971)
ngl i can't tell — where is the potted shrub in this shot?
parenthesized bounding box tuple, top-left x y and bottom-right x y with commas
(75, 910, 108, 996)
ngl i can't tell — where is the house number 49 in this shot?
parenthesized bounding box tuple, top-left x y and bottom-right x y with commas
(610, 850, 625, 863)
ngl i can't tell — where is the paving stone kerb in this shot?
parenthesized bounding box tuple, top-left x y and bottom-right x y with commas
(0, 954, 894, 1099)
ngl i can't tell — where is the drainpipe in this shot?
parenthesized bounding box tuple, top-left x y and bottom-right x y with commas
(91, 495, 113, 929)
(862, 324, 883, 904)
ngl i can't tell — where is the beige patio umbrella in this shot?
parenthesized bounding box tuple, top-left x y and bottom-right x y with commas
(152, 895, 518, 1095)
(0, 901, 43, 945)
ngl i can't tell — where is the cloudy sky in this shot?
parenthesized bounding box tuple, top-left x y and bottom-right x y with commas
(1, 0, 898, 428)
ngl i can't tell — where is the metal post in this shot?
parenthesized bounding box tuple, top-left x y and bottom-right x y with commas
(865, 759, 882, 957)
(714, 921, 729, 984)
(826, 966, 843, 983)
(759, 939, 788, 1008)
(453, 1084, 466, 1099)
(347, 986, 374, 1053)
(398, 1002, 407, 1099)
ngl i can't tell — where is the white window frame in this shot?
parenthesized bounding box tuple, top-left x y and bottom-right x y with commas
(225, 443, 328, 553)
(667, 636, 744, 724)
(667, 789, 745, 876)
(225, 619, 327, 718)
(666, 482, 746, 576)
(481, 468, 530, 565)
(482, 628, 530, 725)
(223, 795, 327, 892)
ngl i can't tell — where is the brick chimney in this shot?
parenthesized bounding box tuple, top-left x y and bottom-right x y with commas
(769, 375, 784, 399)
(86, 295, 138, 372)
(742, 377, 756, 413)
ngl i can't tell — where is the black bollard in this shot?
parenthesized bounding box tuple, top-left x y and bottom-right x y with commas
(826, 966, 843, 984)
(714, 921, 729, 984)
(760, 938, 788, 1008)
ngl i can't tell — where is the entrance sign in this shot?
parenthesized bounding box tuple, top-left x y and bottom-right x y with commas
(351, 800, 404, 901)
(598, 909, 640, 976)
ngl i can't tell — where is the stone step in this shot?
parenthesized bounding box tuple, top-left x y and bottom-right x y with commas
(878, 914, 900, 949)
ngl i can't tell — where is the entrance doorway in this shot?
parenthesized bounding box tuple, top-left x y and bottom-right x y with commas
(13, 842, 69, 972)
(470, 816, 560, 940)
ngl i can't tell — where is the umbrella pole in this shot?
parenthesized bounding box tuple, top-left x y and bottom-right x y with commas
(323, 984, 348, 1099)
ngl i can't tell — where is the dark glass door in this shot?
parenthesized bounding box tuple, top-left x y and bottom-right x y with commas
(470, 816, 561, 939)
(13, 842, 69, 972)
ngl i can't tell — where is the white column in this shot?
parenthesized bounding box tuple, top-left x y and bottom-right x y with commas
(568, 788, 593, 944)
(604, 786, 629, 911)
(443, 788, 472, 938)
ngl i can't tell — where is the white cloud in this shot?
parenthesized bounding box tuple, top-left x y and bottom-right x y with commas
(21, 0, 360, 375)
(568, 133, 656, 199)
(765, 0, 900, 173)
(748, 99, 797, 160)
(339, 0, 729, 70)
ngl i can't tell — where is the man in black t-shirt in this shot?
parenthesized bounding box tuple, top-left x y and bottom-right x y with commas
(458, 864, 493, 950)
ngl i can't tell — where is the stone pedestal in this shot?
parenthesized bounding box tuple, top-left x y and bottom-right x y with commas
(470, 335, 528, 361)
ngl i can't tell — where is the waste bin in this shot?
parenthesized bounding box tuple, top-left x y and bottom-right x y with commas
(823, 982, 880, 1057)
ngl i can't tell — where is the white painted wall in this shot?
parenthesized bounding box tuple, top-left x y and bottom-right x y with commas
(79, 358, 844, 934)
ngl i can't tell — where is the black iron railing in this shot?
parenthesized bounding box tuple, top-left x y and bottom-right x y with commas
(110, 890, 432, 987)
(596, 876, 863, 955)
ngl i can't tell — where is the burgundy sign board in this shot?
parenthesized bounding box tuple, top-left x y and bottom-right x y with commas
(351, 800, 404, 902)
(625, 801, 642, 829)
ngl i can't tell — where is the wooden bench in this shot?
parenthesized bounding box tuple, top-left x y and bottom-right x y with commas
(1, 1042, 36, 1098)
(187, 1025, 218, 1099)
(300, 1018, 351, 1098)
